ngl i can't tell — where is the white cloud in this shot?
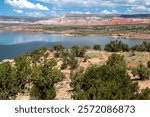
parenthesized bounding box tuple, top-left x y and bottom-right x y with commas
(105, 0, 149, 6)
(38, 0, 150, 14)
(5, 0, 49, 11)
(100, 10, 111, 14)
(38, 0, 149, 7)
(127, 6, 150, 14)
(13, 9, 23, 13)
(70, 11, 91, 14)
(112, 10, 118, 14)
(100, 10, 118, 14)
(5, 0, 150, 15)
(38, 0, 114, 7)
(25, 11, 44, 17)
(49, 10, 60, 16)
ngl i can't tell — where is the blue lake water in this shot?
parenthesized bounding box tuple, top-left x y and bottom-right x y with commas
(0, 31, 150, 61)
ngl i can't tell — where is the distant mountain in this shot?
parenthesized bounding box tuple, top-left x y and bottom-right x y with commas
(37, 13, 150, 26)
(64, 13, 150, 19)
(0, 16, 51, 23)
(120, 14, 150, 18)
(0, 14, 150, 25)
(0, 14, 149, 23)
(63, 13, 120, 19)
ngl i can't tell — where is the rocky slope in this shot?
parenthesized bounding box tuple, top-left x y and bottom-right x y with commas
(36, 14, 150, 26)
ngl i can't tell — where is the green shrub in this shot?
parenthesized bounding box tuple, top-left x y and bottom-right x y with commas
(53, 45, 65, 52)
(93, 44, 101, 50)
(30, 59, 64, 100)
(68, 55, 78, 70)
(147, 60, 150, 68)
(61, 58, 68, 70)
(14, 56, 31, 92)
(71, 45, 86, 57)
(0, 62, 18, 99)
(131, 42, 150, 52)
(83, 45, 91, 49)
(104, 40, 129, 52)
(27, 47, 48, 62)
(71, 54, 150, 100)
(132, 64, 150, 80)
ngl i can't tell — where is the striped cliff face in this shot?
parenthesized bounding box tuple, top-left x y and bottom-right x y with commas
(36, 14, 150, 26)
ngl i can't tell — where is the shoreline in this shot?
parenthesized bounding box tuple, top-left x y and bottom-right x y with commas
(0, 28, 150, 40)
(111, 34, 150, 40)
(0, 23, 149, 40)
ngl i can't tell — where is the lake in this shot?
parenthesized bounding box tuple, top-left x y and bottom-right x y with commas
(0, 31, 150, 61)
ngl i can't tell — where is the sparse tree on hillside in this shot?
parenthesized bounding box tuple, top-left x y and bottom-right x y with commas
(0, 62, 18, 99)
(93, 44, 101, 50)
(30, 59, 64, 100)
(14, 55, 32, 92)
(53, 45, 65, 58)
(104, 40, 129, 52)
(71, 45, 86, 57)
(131, 42, 150, 52)
(132, 64, 150, 80)
(71, 54, 150, 100)
(53, 45, 65, 52)
(69, 55, 78, 70)
(147, 60, 150, 68)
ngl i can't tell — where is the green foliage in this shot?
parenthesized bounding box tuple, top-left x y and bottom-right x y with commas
(71, 54, 150, 100)
(0, 55, 33, 99)
(0, 62, 18, 99)
(60, 50, 79, 70)
(61, 58, 68, 70)
(49, 58, 57, 67)
(147, 60, 150, 68)
(61, 49, 70, 58)
(104, 40, 129, 52)
(83, 45, 91, 49)
(53, 45, 65, 52)
(30, 59, 64, 100)
(83, 56, 88, 62)
(2, 43, 150, 100)
(107, 54, 126, 67)
(53, 45, 65, 58)
(71, 45, 86, 57)
(68, 55, 78, 70)
(136, 88, 150, 100)
(93, 44, 101, 50)
(131, 42, 150, 52)
(27, 47, 48, 62)
(132, 64, 150, 80)
(14, 56, 31, 92)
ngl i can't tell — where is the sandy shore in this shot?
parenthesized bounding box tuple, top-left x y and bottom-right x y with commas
(112, 34, 150, 40)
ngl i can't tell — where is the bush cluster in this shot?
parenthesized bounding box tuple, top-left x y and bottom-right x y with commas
(93, 44, 101, 50)
(132, 64, 150, 80)
(71, 54, 150, 100)
(30, 59, 64, 100)
(1, 42, 150, 100)
(0, 55, 64, 100)
(131, 42, 150, 52)
(104, 40, 129, 52)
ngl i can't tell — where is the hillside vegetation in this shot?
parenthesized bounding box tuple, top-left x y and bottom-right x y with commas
(0, 41, 150, 100)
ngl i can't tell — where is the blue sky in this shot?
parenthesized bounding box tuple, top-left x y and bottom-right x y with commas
(0, 0, 150, 17)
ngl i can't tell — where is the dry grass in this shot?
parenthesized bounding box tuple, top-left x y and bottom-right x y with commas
(85, 51, 150, 68)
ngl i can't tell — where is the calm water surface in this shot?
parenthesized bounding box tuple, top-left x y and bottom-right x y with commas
(0, 31, 150, 61)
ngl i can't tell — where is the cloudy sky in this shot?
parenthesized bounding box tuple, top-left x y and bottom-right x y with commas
(0, 0, 150, 17)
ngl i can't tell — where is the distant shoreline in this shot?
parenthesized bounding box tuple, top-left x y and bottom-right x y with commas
(0, 28, 150, 40)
